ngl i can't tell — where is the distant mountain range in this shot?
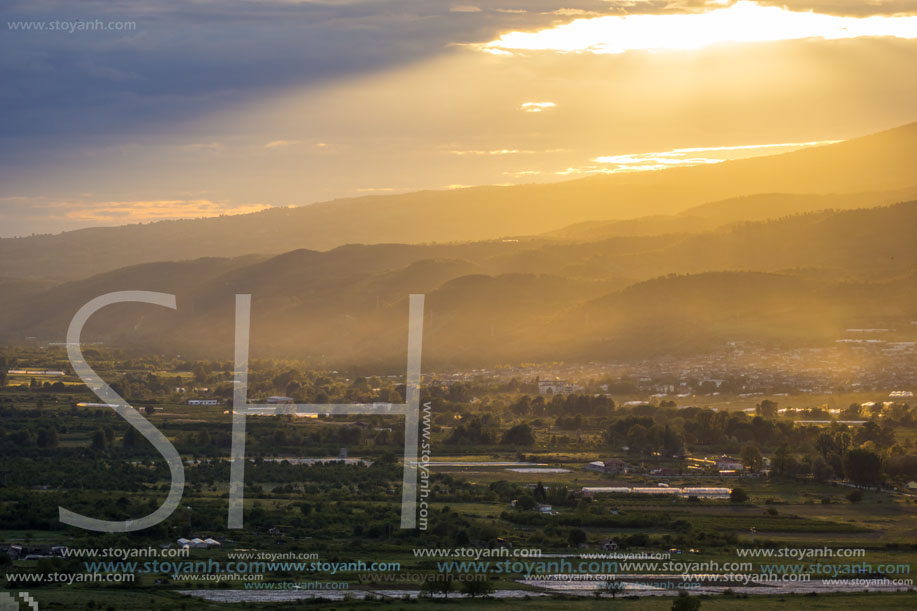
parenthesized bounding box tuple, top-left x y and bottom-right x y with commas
(546, 188, 917, 241)
(2, 121, 916, 282)
(4, 200, 917, 368)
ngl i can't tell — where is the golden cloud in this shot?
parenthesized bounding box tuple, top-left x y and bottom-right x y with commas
(41, 200, 272, 223)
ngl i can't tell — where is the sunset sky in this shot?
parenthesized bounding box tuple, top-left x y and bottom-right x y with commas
(2, 0, 917, 236)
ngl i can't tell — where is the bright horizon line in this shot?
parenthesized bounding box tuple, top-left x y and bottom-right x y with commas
(0, 133, 884, 239)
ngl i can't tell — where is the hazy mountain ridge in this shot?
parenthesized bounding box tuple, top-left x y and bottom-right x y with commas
(546, 188, 917, 241)
(5, 201, 917, 367)
(2, 121, 916, 282)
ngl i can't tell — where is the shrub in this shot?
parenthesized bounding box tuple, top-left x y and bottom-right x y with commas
(672, 590, 701, 611)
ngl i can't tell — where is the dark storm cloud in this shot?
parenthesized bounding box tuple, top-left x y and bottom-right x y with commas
(0, 0, 611, 162)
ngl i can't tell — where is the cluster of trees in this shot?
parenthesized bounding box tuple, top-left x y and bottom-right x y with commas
(501, 424, 535, 446)
(506, 394, 615, 417)
(170, 418, 406, 457)
(445, 416, 497, 445)
(443, 418, 536, 448)
(0, 426, 59, 448)
(766, 430, 885, 487)
(604, 417, 684, 457)
(0, 405, 410, 460)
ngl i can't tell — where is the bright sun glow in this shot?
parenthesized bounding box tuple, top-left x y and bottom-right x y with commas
(593, 140, 839, 170)
(480, 1, 917, 55)
(540, 140, 839, 177)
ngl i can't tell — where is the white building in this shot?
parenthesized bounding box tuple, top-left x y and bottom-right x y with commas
(538, 380, 582, 395)
(716, 456, 745, 472)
